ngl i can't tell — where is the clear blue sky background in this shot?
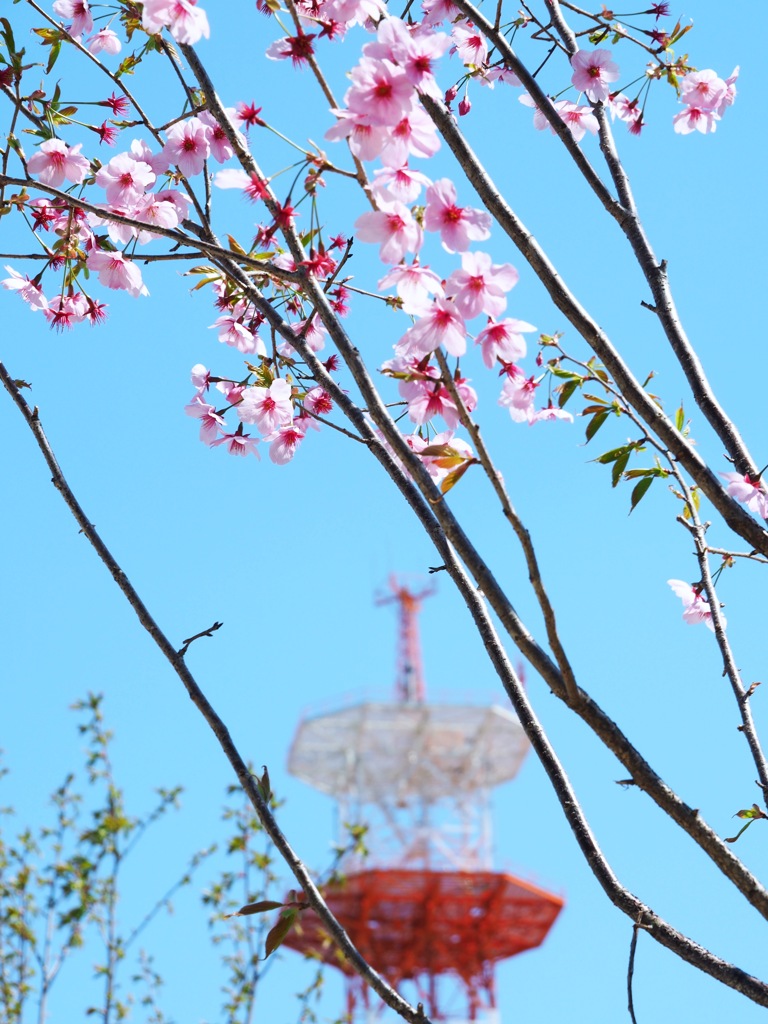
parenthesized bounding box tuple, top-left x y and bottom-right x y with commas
(2, 2, 768, 1021)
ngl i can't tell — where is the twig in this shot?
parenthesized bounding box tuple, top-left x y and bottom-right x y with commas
(178, 621, 224, 658)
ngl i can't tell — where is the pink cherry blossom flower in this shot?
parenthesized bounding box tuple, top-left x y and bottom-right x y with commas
(86, 28, 121, 54)
(421, 0, 459, 28)
(378, 261, 444, 316)
(475, 317, 534, 368)
(519, 94, 598, 141)
(355, 202, 423, 264)
(303, 387, 333, 417)
(423, 179, 491, 253)
(190, 363, 211, 390)
(680, 69, 727, 111)
(325, 111, 389, 162)
(365, 18, 449, 100)
(95, 152, 155, 206)
(324, 0, 385, 30)
(277, 317, 328, 358)
(667, 579, 724, 632)
(371, 164, 431, 204)
(530, 403, 574, 425)
(161, 117, 210, 177)
(212, 167, 271, 202)
(451, 21, 488, 67)
(87, 250, 148, 297)
(44, 292, 89, 330)
(237, 378, 294, 434)
(672, 105, 719, 135)
(346, 58, 415, 128)
(52, 0, 93, 37)
(498, 365, 539, 422)
(481, 64, 522, 88)
(185, 393, 227, 443)
(209, 313, 265, 355)
(720, 473, 768, 519)
(2, 266, 48, 310)
(142, 0, 210, 45)
(263, 422, 306, 464)
(131, 192, 180, 242)
(380, 106, 441, 167)
(210, 431, 260, 457)
(396, 297, 467, 358)
(27, 139, 91, 188)
(570, 48, 620, 103)
(198, 110, 241, 163)
(445, 251, 518, 320)
(265, 33, 317, 67)
(716, 67, 739, 116)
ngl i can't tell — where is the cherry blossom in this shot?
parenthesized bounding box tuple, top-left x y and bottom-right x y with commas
(325, 111, 389, 162)
(475, 317, 534, 368)
(277, 318, 328, 358)
(209, 313, 265, 355)
(84, 27, 122, 55)
(185, 393, 227, 443)
(263, 423, 306, 464)
(2, 266, 48, 310)
(680, 70, 727, 111)
(667, 579, 724, 632)
(378, 261, 444, 316)
(236, 378, 294, 433)
(380, 107, 441, 167)
(161, 117, 211, 177)
(445, 251, 518, 320)
(364, 18, 449, 100)
(346, 59, 415, 127)
(672, 105, 719, 135)
(423, 179, 491, 253)
(570, 48, 620, 103)
(303, 387, 334, 418)
(44, 292, 89, 330)
(210, 431, 260, 457)
(87, 250, 148, 297)
(396, 297, 467, 358)
(27, 139, 90, 188)
(265, 33, 317, 67)
(371, 164, 431, 204)
(190, 364, 211, 391)
(95, 152, 155, 206)
(530, 403, 574, 425)
(720, 473, 768, 519)
(355, 202, 423, 264)
(141, 0, 210, 45)
(451, 21, 488, 68)
(52, 0, 93, 38)
(498, 365, 539, 422)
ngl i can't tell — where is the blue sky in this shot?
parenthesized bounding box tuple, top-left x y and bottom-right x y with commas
(2, 2, 768, 1021)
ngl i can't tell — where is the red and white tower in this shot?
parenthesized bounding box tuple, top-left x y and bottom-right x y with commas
(284, 579, 563, 1022)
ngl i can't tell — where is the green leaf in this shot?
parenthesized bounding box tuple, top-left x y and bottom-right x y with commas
(228, 899, 285, 918)
(629, 476, 653, 513)
(674, 404, 685, 432)
(264, 907, 300, 959)
(585, 409, 609, 443)
(45, 40, 61, 73)
(557, 379, 579, 408)
(611, 450, 630, 488)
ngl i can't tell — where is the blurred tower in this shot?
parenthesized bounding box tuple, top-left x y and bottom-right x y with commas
(284, 578, 563, 1022)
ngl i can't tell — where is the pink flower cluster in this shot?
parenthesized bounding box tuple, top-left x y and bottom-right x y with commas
(672, 68, 738, 135)
(185, 363, 333, 464)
